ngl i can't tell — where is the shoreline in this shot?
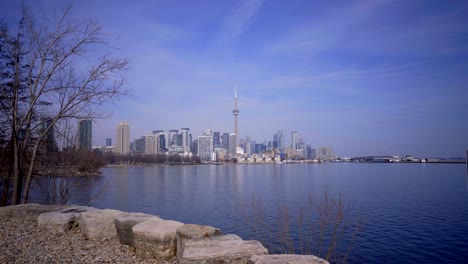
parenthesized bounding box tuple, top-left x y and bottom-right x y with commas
(103, 160, 466, 168)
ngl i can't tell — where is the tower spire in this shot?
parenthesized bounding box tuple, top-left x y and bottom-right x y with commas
(232, 86, 239, 153)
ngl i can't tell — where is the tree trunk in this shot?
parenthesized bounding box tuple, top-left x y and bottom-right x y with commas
(11, 139, 21, 205)
(21, 141, 39, 204)
(0, 146, 13, 206)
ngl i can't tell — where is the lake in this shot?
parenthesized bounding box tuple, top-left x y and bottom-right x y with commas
(78, 163, 468, 263)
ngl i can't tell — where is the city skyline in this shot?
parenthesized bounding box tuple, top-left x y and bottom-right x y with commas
(3, 1, 467, 158)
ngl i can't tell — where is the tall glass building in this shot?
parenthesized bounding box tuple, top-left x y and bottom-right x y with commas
(79, 119, 92, 150)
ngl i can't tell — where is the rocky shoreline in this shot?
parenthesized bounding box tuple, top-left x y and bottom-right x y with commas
(0, 204, 329, 264)
(0, 207, 160, 263)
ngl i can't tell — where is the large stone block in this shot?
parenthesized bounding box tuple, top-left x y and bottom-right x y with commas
(78, 209, 123, 240)
(176, 224, 222, 262)
(114, 212, 154, 246)
(0, 204, 66, 221)
(248, 254, 329, 264)
(38, 205, 96, 233)
(132, 217, 184, 261)
(180, 234, 268, 264)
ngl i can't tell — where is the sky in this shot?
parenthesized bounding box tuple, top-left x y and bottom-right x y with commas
(2, 0, 468, 158)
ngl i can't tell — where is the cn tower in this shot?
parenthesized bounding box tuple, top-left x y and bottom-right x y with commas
(232, 89, 239, 149)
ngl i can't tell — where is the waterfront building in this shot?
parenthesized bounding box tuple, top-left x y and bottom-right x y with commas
(78, 119, 92, 150)
(192, 139, 198, 155)
(244, 136, 252, 156)
(144, 134, 157, 155)
(115, 122, 130, 155)
(213, 132, 220, 149)
(106, 138, 112, 147)
(221, 133, 230, 150)
(232, 89, 239, 150)
(173, 133, 183, 147)
(135, 137, 145, 153)
(291, 131, 299, 150)
(168, 129, 179, 147)
(181, 128, 190, 153)
(158, 134, 166, 153)
(198, 134, 213, 161)
(255, 143, 264, 154)
(276, 130, 285, 153)
(229, 133, 236, 156)
(40, 118, 57, 151)
(316, 147, 333, 161)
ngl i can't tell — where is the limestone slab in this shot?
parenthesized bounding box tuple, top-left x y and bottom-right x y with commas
(78, 209, 123, 240)
(38, 206, 96, 233)
(180, 234, 268, 264)
(0, 204, 66, 221)
(114, 212, 154, 246)
(248, 254, 329, 264)
(176, 224, 222, 262)
(132, 217, 184, 261)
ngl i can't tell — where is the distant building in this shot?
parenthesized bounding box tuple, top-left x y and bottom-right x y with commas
(79, 119, 92, 150)
(134, 137, 145, 153)
(168, 129, 178, 146)
(192, 139, 198, 155)
(145, 134, 157, 155)
(291, 131, 299, 150)
(317, 147, 333, 161)
(40, 118, 57, 151)
(198, 134, 213, 161)
(244, 136, 252, 156)
(115, 122, 130, 155)
(106, 138, 112, 147)
(173, 133, 183, 147)
(181, 128, 190, 153)
(213, 132, 220, 149)
(221, 133, 230, 151)
(229, 133, 236, 156)
(276, 130, 285, 153)
(254, 143, 264, 154)
(158, 133, 166, 153)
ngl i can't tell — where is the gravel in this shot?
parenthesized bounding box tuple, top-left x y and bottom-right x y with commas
(0, 214, 176, 263)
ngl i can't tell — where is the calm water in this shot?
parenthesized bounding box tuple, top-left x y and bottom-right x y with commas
(81, 163, 468, 263)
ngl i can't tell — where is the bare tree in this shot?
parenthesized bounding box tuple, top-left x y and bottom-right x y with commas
(0, 3, 129, 205)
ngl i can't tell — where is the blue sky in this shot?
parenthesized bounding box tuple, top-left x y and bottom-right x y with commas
(2, 0, 468, 157)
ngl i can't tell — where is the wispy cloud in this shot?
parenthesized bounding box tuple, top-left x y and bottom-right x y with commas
(219, 0, 265, 41)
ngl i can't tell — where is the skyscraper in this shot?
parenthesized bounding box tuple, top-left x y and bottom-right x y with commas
(106, 138, 112, 146)
(232, 89, 239, 151)
(221, 133, 229, 151)
(198, 134, 213, 161)
(181, 128, 190, 153)
(145, 134, 157, 154)
(79, 119, 92, 150)
(40, 118, 57, 151)
(276, 130, 285, 153)
(291, 131, 299, 150)
(115, 122, 130, 155)
(168, 129, 178, 147)
(229, 133, 236, 156)
(213, 132, 220, 149)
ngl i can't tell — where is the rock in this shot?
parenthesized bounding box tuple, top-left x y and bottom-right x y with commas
(38, 205, 96, 233)
(0, 204, 67, 222)
(248, 254, 330, 264)
(132, 217, 184, 261)
(78, 209, 123, 240)
(179, 234, 268, 264)
(114, 212, 154, 246)
(176, 224, 222, 262)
